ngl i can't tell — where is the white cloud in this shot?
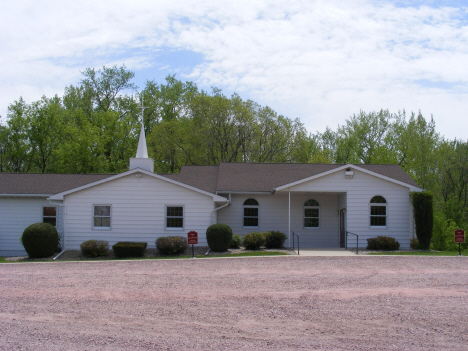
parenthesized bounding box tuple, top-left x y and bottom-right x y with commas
(0, 0, 467, 139)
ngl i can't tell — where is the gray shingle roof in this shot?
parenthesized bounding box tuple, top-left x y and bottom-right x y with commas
(163, 166, 219, 194)
(0, 163, 421, 196)
(0, 173, 113, 195)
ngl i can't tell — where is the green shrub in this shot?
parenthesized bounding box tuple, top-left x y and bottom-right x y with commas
(112, 242, 147, 258)
(366, 236, 400, 251)
(431, 212, 459, 251)
(243, 232, 265, 250)
(411, 191, 434, 250)
(264, 231, 287, 249)
(21, 223, 59, 258)
(230, 234, 242, 249)
(156, 236, 188, 255)
(80, 240, 109, 257)
(410, 238, 422, 250)
(206, 224, 233, 252)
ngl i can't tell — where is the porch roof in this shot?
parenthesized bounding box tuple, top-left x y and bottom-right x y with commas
(174, 163, 421, 193)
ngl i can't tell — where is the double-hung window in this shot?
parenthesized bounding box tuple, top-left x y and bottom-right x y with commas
(43, 207, 57, 226)
(166, 206, 184, 229)
(304, 199, 320, 228)
(94, 205, 111, 228)
(370, 196, 387, 227)
(243, 198, 259, 227)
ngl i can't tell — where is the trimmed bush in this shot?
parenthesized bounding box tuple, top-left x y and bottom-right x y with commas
(264, 231, 287, 249)
(206, 224, 233, 252)
(112, 242, 147, 258)
(21, 223, 59, 258)
(410, 238, 425, 250)
(230, 234, 242, 249)
(411, 191, 434, 250)
(156, 236, 188, 255)
(366, 236, 400, 251)
(80, 240, 109, 257)
(243, 232, 265, 250)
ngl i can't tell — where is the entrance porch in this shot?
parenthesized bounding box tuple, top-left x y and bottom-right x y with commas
(217, 191, 348, 249)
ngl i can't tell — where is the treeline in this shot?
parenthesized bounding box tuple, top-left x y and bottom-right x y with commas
(0, 65, 466, 248)
(0, 66, 308, 175)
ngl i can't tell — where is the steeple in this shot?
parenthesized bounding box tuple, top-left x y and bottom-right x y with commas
(135, 122, 148, 158)
(129, 97, 154, 173)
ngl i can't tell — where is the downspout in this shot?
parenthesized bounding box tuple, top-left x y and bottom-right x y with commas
(212, 194, 231, 213)
(48, 198, 66, 260)
(207, 194, 231, 255)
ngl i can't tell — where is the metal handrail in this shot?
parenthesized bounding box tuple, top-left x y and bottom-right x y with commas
(292, 231, 300, 255)
(345, 231, 359, 254)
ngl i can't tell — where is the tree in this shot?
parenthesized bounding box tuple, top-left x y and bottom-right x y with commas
(3, 98, 33, 172)
(79, 65, 137, 113)
(27, 96, 65, 173)
(412, 191, 434, 250)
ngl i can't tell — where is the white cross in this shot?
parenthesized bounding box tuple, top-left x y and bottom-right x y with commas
(136, 96, 149, 123)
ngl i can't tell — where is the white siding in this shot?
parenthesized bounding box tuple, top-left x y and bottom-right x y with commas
(62, 173, 215, 249)
(288, 169, 412, 249)
(217, 193, 340, 248)
(0, 197, 64, 256)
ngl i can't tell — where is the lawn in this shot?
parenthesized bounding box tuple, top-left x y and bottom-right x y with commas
(0, 250, 289, 263)
(368, 250, 467, 256)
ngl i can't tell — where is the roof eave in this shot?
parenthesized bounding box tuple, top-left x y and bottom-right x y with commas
(0, 194, 51, 198)
(274, 164, 422, 191)
(216, 191, 273, 195)
(49, 168, 229, 202)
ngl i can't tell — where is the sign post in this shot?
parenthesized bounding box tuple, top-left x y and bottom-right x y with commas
(187, 231, 198, 258)
(454, 229, 465, 256)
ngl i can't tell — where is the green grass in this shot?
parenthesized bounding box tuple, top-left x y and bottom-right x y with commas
(368, 251, 468, 256)
(2, 251, 290, 262)
(121, 251, 289, 260)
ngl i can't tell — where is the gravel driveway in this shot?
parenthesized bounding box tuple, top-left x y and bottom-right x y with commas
(1, 256, 468, 350)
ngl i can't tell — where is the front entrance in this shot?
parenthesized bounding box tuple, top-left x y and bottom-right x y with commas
(339, 209, 346, 248)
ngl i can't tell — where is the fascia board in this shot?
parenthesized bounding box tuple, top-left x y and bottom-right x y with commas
(49, 168, 229, 202)
(274, 165, 348, 191)
(216, 191, 272, 195)
(350, 165, 424, 191)
(275, 164, 423, 191)
(0, 194, 50, 197)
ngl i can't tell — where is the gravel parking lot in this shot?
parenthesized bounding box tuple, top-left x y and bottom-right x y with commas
(1, 256, 468, 350)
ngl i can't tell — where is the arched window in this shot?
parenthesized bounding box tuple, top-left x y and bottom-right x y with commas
(243, 198, 259, 227)
(370, 196, 387, 227)
(304, 199, 319, 228)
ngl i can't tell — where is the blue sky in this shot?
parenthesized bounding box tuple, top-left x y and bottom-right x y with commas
(1, 0, 468, 140)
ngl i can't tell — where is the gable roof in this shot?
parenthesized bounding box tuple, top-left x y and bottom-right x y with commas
(48, 168, 229, 202)
(0, 163, 421, 197)
(171, 163, 421, 192)
(273, 164, 421, 191)
(0, 173, 113, 196)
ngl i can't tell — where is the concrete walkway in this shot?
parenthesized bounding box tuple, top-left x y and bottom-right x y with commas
(294, 248, 357, 256)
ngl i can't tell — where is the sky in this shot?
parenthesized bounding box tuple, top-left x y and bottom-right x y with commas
(1, 0, 468, 140)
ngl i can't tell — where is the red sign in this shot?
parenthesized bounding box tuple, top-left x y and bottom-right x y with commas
(455, 229, 465, 243)
(187, 231, 198, 245)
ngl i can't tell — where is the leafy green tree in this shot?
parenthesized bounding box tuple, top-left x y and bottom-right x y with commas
(3, 98, 33, 172)
(27, 96, 65, 173)
(80, 65, 137, 113)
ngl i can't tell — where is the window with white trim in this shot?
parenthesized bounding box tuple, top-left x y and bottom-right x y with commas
(243, 198, 259, 227)
(43, 207, 56, 227)
(370, 196, 387, 227)
(94, 205, 111, 228)
(166, 206, 184, 229)
(304, 199, 319, 228)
